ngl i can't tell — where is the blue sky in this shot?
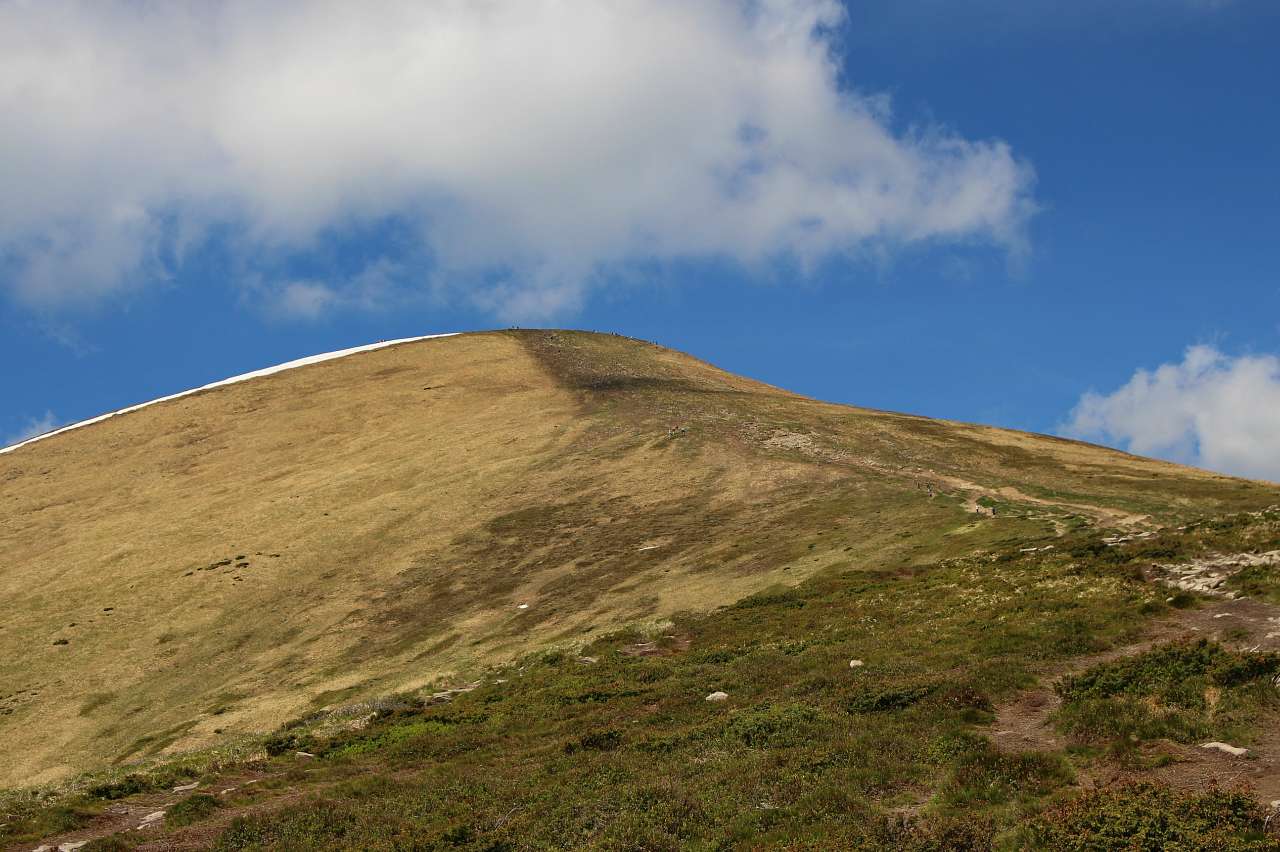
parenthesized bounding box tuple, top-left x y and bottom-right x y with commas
(2, 1, 1279, 479)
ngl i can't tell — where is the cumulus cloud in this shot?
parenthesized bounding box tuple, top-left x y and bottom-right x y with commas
(5, 411, 58, 447)
(0, 0, 1035, 319)
(1064, 346, 1280, 482)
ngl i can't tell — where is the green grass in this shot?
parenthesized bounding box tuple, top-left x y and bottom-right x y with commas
(1052, 639, 1280, 754)
(8, 511, 1280, 850)
(1229, 564, 1280, 605)
(1022, 784, 1277, 851)
(188, 547, 1188, 848)
(168, 792, 223, 827)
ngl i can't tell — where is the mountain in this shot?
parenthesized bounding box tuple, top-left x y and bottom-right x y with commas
(3, 330, 1279, 850)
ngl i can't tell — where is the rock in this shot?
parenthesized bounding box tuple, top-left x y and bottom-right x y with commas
(1201, 741, 1248, 757)
(1271, 799, 1280, 809)
(172, 781, 199, 792)
(849, 659, 864, 668)
(139, 810, 166, 826)
(517, 604, 529, 609)
(296, 751, 316, 758)
(59, 843, 89, 851)
(705, 691, 729, 702)
(576, 656, 598, 665)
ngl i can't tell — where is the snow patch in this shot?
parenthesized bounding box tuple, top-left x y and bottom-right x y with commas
(0, 333, 459, 456)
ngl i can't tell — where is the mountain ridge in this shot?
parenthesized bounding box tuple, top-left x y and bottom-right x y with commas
(2, 329, 1275, 790)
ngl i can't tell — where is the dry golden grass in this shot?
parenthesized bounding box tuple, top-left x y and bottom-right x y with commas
(1, 329, 1273, 787)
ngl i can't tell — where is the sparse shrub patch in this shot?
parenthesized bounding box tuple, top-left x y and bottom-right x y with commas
(167, 792, 222, 827)
(89, 774, 151, 800)
(1023, 783, 1275, 850)
(1053, 640, 1280, 749)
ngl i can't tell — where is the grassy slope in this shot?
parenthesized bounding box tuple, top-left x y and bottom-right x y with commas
(1, 330, 1274, 793)
(6, 514, 1280, 850)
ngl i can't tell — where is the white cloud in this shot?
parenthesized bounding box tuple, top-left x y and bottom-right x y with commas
(5, 411, 58, 446)
(254, 258, 419, 320)
(0, 0, 1035, 319)
(1064, 345, 1280, 482)
(265, 281, 340, 321)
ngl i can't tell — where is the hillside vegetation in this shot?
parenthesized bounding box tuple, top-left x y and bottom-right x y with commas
(3, 330, 1280, 849)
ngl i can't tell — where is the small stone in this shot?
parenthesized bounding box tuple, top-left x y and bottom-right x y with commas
(140, 810, 165, 823)
(58, 842, 89, 851)
(517, 604, 529, 610)
(172, 781, 199, 792)
(1201, 741, 1248, 757)
(296, 751, 316, 758)
(705, 691, 729, 702)
(849, 659, 864, 668)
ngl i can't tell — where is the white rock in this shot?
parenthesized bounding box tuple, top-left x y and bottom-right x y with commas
(1201, 741, 1248, 757)
(172, 781, 199, 792)
(296, 751, 316, 758)
(1271, 799, 1280, 809)
(517, 604, 529, 609)
(31, 846, 54, 852)
(59, 843, 89, 851)
(849, 659, 864, 668)
(705, 691, 729, 702)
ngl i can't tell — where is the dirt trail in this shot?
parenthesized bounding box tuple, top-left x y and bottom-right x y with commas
(932, 473, 1152, 530)
(3, 769, 277, 852)
(991, 588, 1280, 805)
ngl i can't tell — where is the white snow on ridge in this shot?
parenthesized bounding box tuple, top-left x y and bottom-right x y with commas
(0, 332, 460, 456)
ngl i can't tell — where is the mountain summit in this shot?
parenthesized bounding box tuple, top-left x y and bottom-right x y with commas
(2, 330, 1274, 792)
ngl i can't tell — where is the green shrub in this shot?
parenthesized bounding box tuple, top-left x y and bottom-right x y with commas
(1053, 640, 1280, 748)
(263, 732, 300, 756)
(725, 703, 820, 747)
(1023, 783, 1275, 850)
(939, 740, 1071, 808)
(89, 774, 151, 800)
(167, 793, 222, 827)
(848, 684, 936, 714)
(564, 729, 622, 753)
(1056, 640, 1280, 708)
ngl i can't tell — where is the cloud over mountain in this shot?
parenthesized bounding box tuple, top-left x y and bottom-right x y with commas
(0, 0, 1035, 318)
(1065, 345, 1280, 482)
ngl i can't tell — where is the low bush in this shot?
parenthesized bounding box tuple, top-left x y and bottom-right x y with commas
(1023, 783, 1276, 850)
(167, 792, 222, 827)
